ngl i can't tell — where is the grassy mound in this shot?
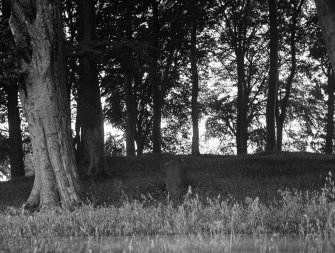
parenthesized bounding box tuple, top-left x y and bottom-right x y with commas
(1, 152, 335, 252)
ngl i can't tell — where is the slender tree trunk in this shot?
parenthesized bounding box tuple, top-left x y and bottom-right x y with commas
(276, 0, 302, 151)
(2, 0, 25, 178)
(125, 73, 136, 156)
(123, 0, 136, 156)
(325, 67, 335, 154)
(77, 0, 106, 177)
(9, 0, 82, 210)
(190, 6, 200, 155)
(134, 73, 144, 155)
(236, 51, 248, 154)
(266, 0, 278, 151)
(266, 0, 278, 152)
(151, 0, 162, 153)
(7, 82, 25, 178)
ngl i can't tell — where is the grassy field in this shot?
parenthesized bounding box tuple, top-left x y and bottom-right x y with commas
(1, 152, 335, 252)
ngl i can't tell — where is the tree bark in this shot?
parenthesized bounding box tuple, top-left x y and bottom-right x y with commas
(236, 50, 248, 154)
(325, 67, 335, 154)
(9, 0, 82, 210)
(266, 0, 278, 152)
(7, 82, 25, 179)
(315, 0, 335, 72)
(76, 0, 106, 177)
(2, 0, 25, 179)
(190, 3, 200, 155)
(151, 0, 162, 154)
(125, 73, 136, 156)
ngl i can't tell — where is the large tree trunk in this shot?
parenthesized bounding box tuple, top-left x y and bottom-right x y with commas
(76, 0, 106, 177)
(266, 0, 278, 152)
(2, 0, 25, 179)
(325, 67, 335, 154)
(9, 0, 82, 210)
(315, 1, 335, 72)
(190, 5, 200, 155)
(151, 0, 162, 154)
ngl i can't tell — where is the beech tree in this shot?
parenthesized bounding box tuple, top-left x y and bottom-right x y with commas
(9, 0, 82, 209)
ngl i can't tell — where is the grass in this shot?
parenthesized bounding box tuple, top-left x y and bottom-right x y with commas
(1, 152, 335, 252)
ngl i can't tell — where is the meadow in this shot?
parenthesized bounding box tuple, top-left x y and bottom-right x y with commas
(1, 152, 335, 252)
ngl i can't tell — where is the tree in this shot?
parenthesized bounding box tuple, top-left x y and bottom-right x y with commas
(190, 0, 200, 155)
(76, 0, 107, 177)
(9, 0, 82, 210)
(1, 0, 25, 178)
(266, 0, 278, 152)
(151, 0, 193, 154)
(315, 1, 335, 72)
(276, 0, 304, 151)
(314, 0, 335, 154)
(7, 79, 25, 178)
(217, 0, 268, 154)
(150, 0, 161, 154)
(325, 66, 335, 154)
(123, 0, 136, 156)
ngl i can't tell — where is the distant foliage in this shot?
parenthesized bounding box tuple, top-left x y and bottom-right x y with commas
(104, 133, 125, 157)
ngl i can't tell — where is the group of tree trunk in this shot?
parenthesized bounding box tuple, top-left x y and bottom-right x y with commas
(1, 0, 335, 210)
(264, 0, 335, 154)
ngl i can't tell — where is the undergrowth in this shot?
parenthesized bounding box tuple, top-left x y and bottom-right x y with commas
(1, 172, 335, 252)
(1, 153, 335, 252)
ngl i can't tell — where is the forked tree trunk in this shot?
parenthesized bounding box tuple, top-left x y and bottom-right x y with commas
(266, 0, 278, 152)
(190, 4, 200, 155)
(2, 0, 25, 178)
(9, 0, 82, 210)
(77, 0, 106, 177)
(275, 0, 303, 152)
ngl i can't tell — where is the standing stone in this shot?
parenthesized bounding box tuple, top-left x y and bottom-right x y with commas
(163, 158, 189, 197)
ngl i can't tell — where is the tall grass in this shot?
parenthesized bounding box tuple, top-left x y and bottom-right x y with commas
(1, 153, 335, 252)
